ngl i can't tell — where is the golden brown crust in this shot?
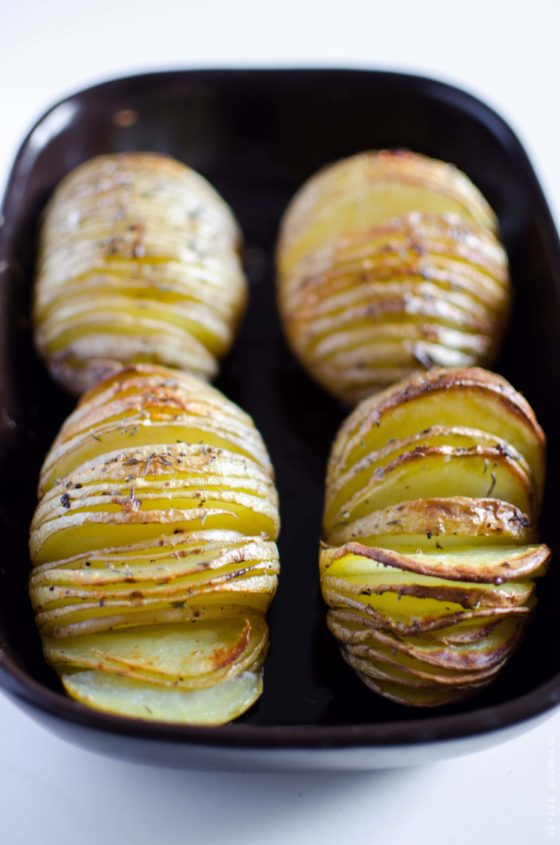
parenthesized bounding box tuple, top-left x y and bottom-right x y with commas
(326, 497, 535, 547)
(344, 367, 543, 441)
(321, 540, 550, 583)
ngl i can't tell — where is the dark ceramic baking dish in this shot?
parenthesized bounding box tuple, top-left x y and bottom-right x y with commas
(1, 69, 559, 771)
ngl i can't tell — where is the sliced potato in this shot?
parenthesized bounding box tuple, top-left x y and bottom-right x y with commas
(62, 669, 262, 724)
(324, 428, 531, 531)
(329, 367, 545, 508)
(29, 364, 280, 723)
(327, 497, 534, 549)
(320, 543, 549, 583)
(327, 610, 522, 671)
(34, 153, 247, 395)
(278, 152, 507, 402)
(45, 615, 267, 690)
(278, 151, 497, 276)
(320, 366, 548, 707)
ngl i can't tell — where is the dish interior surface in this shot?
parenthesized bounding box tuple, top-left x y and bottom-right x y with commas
(1, 69, 560, 758)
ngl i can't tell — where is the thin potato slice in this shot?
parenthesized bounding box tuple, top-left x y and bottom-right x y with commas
(62, 669, 262, 724)
(324, 428, 531, 529)
(357, 667, 485, 707)
(278, 150, 497, 276)
(329, 368, 545, 507)
(45, 615, 267, 690)
(327, 610, 522, 671)
(327, 497, 534, 549)
(320, 543, 549, 583)
(39, 368, 272, 493)
(327, 446, 533, 526)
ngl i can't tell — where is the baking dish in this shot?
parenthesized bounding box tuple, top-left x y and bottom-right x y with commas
(1, 69, 559, 770)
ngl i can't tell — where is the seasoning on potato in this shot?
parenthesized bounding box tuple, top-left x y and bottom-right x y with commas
(29, 364, 280, 724)
(320, 367, 550, 707)
(277, 150, 510, 404)
(34, 153, 247, 395)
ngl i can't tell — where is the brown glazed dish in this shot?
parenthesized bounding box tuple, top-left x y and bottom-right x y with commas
(0, 69, 559, 770)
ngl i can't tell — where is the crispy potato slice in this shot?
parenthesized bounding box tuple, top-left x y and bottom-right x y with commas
(322, 569, 533, 612)
(39, 368, 272, 493)
(329, 368, 545, 507)
(62, 669, 262, 724)
(324, 428, 531, 530)
(38, 601, 264, 639)
(320, 543, 549, 583)
(327, 497, 534, 549)
(344, 640, 508, 688)
(31, 533, 278, 585)
(322, 579, 532, 636)
(278, 150, 497, 275)
(32, 442, 279, 564)
(327, 446, 533, 525)
(45, 615, 267, 689)
(356, 667, 486, 707)
(327, 610, 522, 671)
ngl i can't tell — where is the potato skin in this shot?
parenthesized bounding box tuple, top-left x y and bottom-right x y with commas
(29, 364, 279, 724)
(277, 150, 510, 405)
(34, 153, 247, 395)
(320, 367, 550, 707)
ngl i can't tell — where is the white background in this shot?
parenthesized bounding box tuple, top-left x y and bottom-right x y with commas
(1, 1, 559, 843)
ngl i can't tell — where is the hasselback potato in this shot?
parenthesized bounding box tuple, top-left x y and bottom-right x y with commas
(320, 367, 550, 707)
(277, 150, 510, 404)
(34, 153, 247, 395)
(29, 364, 279, 724)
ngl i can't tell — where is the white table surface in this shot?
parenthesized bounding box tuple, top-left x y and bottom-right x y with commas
(1, 1, 559, 843)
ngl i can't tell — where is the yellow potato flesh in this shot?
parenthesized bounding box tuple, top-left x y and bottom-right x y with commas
(321, 544, 547, 581)
(62, 669, 262, 724)
(37, 598, 273, 640)
(45, 616, 267, 687)
(40, 424, 266, 493)
(42, 297, 227, 358)
(31, 535, 278, 583)
(331, 532, 529, 552)
(323, 585, 465, 626)
(336, 388, 543, 504)
(281, 184, 483, 276)
(323, 569, 532, 609)
(345, 640, 505, 687)
(33, 505, 277, 565)
(328, 451, 531, 528)
(325, 428, 529, 527)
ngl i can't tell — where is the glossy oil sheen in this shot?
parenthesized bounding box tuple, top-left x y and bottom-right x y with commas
(1, 69, 560, 770)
